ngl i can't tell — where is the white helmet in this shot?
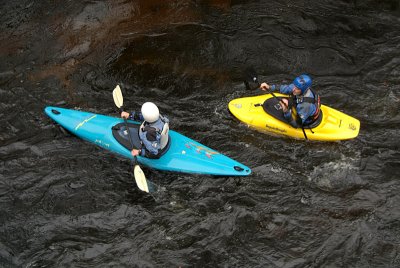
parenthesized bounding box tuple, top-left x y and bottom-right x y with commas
(141, 102, 159, 123)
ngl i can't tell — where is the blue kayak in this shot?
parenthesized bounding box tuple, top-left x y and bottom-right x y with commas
(44, 106, 251, 176)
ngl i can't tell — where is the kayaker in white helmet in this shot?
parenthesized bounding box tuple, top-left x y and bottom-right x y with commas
(260, 74, 321, 128)
(121, 102, 169, 159)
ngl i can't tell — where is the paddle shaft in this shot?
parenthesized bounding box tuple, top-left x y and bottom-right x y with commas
(120, 108, 140, 163)
(256, 82, 289, 110)
(270, 91, 308, 140)
(269, 90, 288, 109)
(261, 85, 309, 140)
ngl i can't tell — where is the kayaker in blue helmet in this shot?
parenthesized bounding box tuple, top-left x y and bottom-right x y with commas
(121, 102, 169, 159)
(260, 74, 321, 128)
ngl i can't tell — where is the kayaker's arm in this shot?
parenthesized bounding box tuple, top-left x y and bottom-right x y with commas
(120, 110, 144, 121)
(123, 111, 144, 121)
(260, 83, 295, 94)
(280, 99, 299, 128)
(129, 111, 144, 121)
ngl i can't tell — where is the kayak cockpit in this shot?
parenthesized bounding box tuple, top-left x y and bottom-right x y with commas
(111, 122, 171, 157)
(262, 97, 323, 128)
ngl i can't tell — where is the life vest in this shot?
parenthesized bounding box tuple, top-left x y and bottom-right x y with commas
(290, 88, 321, 122)
(159, 122, 169, 149)
(139, 115, 169, 151)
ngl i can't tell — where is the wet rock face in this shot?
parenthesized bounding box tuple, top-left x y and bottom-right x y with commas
(1, 0, 400, 267)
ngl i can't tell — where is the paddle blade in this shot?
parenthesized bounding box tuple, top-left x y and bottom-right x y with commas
(112, 85, 123, 108)
(244, 66, 258, 83)
(243, 67, 259, 90)
(134, 165, 157, 193)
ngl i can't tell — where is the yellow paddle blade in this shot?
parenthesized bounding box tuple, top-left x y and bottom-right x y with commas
(134, 165, 149, 193)
(112, 85, 123, 108)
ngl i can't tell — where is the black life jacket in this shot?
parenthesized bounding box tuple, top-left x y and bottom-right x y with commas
(290, 88, 321, 122)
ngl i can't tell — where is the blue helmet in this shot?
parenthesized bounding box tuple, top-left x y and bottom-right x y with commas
(293, 74, 312, 94)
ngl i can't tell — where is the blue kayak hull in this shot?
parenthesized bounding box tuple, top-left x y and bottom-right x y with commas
(44, 106, 251, 176)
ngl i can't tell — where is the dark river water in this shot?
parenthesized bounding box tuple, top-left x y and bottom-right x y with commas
(1, 0, 400, 267)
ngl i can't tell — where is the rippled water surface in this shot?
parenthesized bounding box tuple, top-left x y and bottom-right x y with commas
(1, 0, 400, 267)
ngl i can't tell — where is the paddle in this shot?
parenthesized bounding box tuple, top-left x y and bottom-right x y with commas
(244, 67, 309, 140)
(112, 85, 157, 193)
(244, 67, 285, 103)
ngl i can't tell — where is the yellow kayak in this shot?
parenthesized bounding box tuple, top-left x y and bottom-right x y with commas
(228, 93, 360, 141)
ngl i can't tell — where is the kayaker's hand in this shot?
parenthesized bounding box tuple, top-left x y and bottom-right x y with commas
(121, 111, 130, 119)
(260, 83, 270, 91)
(131, 149, 140, 156)
(280, 99, 289, 112)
